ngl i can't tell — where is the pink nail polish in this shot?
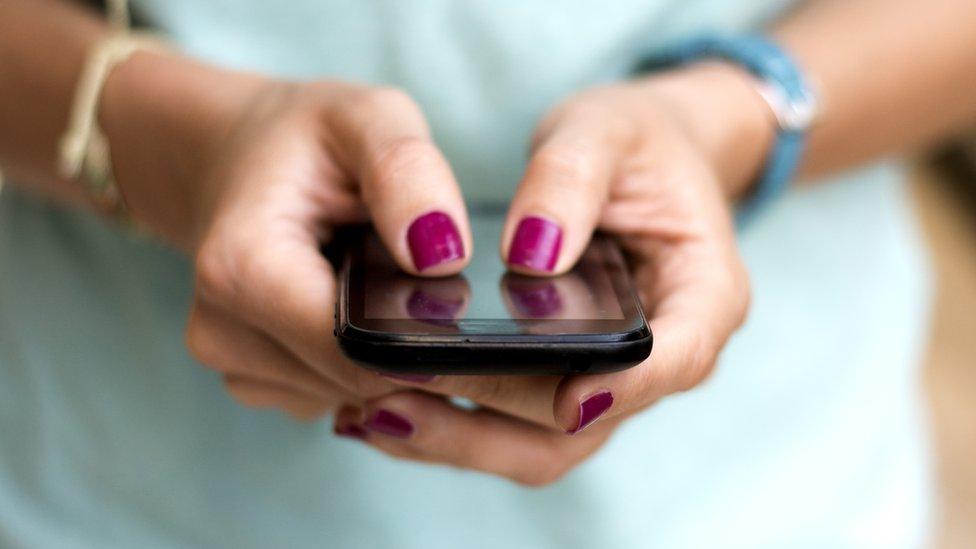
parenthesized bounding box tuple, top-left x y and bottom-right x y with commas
(568, 391, 613, 435)
(365, 409, 415, 438)
(407, 211, 465, 271)
(508, 216, 562, 272)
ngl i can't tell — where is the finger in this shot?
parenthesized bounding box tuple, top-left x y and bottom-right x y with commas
(223, 375, 333, 422)
(332, 405, 370, 440)
(186, 298, 360, 403)
(342, 391, 616, 486)
(195, 216, 398, 400)
(553, 238, 750, 434)
(501, 104, 634, 275)
(330, 87, 472, 276)
(385, 374, 563, 430)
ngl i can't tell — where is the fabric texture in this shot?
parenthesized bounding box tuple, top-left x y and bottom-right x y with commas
(0, 1, 933, 547)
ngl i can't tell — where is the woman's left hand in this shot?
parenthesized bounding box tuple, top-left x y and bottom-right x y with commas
(335, 64, 774, 485)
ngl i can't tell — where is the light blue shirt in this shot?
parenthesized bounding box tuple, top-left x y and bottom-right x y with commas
(0, 2, 933, 547)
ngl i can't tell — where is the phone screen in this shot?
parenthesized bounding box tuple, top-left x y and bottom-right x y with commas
(339, 210, 651, 372)
(360, 214, 627, 323)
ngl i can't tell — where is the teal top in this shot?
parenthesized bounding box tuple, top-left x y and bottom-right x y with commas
(0, 1, 934, 547)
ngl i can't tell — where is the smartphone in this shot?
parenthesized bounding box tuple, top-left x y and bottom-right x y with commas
(335, 210, 652, 375)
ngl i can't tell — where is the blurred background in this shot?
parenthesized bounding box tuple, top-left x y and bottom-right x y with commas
(913, 138, 976, 549)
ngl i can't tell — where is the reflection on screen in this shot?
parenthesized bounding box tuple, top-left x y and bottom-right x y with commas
(363, 215, 625, 321)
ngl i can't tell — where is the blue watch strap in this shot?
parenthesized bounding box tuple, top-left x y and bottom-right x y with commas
(638, 36, 817, 225)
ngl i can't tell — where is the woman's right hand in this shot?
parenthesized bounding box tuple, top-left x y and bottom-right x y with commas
(101, 52, 473, 420)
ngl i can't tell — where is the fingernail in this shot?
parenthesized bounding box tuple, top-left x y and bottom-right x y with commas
(407, 211, 465, 271)
(508, 216, 562, 272)
(381, 372, 436, 383)
(505, 277, 563, 318)
(406, 289, 464, 320)
(334, 423, 369, 440)
(365, 409, 415, 438)
(568, 391, 613, 435)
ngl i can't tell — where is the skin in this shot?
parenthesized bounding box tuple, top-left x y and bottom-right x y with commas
(2, 0, 976, 486)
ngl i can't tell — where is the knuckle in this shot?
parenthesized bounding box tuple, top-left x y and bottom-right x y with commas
(193, 241, 239, 305)
(225, 246, 289, 312)
(531, 144, 597, 190)
(455, 375, 507, 406)
(511, 440, 569, 487)
(369, 136, 441, 184)
(236, 248, 275, 293)
(677, 337, 718, 392)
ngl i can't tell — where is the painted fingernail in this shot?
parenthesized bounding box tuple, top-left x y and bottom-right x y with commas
(365, 409, 415, 438)
(381, 372, 436, 383)
(508, 216, 562, 272)
(568, 391, 613, 435)
(407, 211, 465, 271)
(334, 423, 369, 440)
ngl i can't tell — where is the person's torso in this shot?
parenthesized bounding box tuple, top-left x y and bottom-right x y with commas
(132, 0, 793, 202)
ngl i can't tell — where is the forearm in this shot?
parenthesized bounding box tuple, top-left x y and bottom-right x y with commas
(0, 0, 267, 248)
(99, 51, 269, 248)
(774, 0, 976, 178)
(0, 0, 105, 203)
(649, 0, 976, 200)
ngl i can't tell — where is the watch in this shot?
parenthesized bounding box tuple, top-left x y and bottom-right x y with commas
(638, 35, 819, 225)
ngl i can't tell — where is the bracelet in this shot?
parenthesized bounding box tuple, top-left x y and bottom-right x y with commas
(58, 33, 165, 216)
(638, 35, 820, 225)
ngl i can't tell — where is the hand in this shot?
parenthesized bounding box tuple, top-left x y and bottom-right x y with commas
(335, 63, 774, 484)
(101, 53, 475, 420)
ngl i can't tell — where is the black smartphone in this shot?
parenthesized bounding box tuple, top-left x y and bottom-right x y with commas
(335, 211, 652, 375)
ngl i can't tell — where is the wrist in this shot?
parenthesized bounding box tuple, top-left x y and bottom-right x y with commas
(99, 50, 270, 249)
(639, 62, 777, 200)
